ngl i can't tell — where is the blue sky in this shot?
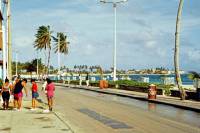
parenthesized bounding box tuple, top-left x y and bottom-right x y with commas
(5, 0, 200, 71)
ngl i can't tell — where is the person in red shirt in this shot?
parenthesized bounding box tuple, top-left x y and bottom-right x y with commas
(31, 79, 39, 110)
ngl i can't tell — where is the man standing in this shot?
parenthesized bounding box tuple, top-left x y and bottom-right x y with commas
(79, 74, 82, 86)
(86, 73, 89, 86)
(13, 78, 28, 111)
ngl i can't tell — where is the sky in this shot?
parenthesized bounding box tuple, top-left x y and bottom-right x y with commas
(3, 0, 200, 71)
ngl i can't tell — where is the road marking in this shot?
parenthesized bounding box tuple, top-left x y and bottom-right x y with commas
(78, 108, 132, 129)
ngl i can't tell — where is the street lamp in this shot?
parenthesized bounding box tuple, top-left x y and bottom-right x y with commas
(36, 51, 39, 80)
(57, 32, 69, 80)
(13, 49, 18, 76)
(58, 33, 61, 76)
(100, 0, 128, 81)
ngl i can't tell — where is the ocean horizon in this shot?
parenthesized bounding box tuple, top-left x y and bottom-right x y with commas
(50, 74, 193, 85)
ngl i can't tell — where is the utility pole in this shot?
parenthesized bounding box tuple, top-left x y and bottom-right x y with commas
(113, 3, 117, 81)
(2, 26, 7, 80)
(57, 33, 61, 80)
(100, 0, 128, 81)
(6, 0, 12, 79)
(37, 51, 39, 79)
(15, 50, 18, 76)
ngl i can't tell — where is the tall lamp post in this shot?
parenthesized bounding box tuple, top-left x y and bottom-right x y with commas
(58, 33, 61, 78)
(14, 49, 18, 76)
(5, 0, 12, 80)
(57, 32, 69, 80)
(36, 51, 39, 80)
(100, 0, 128, 81)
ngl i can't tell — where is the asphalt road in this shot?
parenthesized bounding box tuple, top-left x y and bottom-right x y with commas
(38, 85, 200, 133)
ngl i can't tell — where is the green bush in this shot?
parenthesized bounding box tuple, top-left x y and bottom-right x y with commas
(157, 84, 173, 96)
(110, 80, 150, 88)
(110, 80, 173, 94)
(65, 79, 173, 95)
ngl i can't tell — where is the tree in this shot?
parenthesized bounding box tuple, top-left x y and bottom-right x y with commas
(74, 65, 77, 72)
(188, 71, 200, 89)
(53, 32, 69, 54)
(53, 32, 69, 75)
(89, 66, 93, 73)
(188, 71, 200, 80)
(25, 63, 36, 78)
(32, 58, 45, 74)
(12, 58, 45, 76)
(34, 25, 52, 76)
(96, 66, 104, 80)
(174, 0, 186, 100)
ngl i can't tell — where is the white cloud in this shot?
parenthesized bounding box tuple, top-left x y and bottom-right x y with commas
(8, 0, 200, 71)
(145, 41, 156, 48)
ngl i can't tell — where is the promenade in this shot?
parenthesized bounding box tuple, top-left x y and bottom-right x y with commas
(0, 95, 73, 133)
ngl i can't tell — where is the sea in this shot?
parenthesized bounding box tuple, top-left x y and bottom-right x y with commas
(50, 74, 193, 85)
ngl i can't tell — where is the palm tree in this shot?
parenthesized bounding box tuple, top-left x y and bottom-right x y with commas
(89, 66, 93, 73)
(53, 32, 69, 74)
(188, 71, 200, 80)
(174, 0, 185, 100)
(188, 71, 200, 88)
(74, 65, 77, 72)
(34, 25, 52, 76)
(53, 32, 69, 54)
(96, 66, 104, 80)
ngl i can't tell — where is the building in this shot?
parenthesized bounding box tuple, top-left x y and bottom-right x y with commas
(0, 7, 4, 79)
(0, 10, 3, 50)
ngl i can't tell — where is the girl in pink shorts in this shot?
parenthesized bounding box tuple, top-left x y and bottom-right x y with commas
(45, 78, 55, 112)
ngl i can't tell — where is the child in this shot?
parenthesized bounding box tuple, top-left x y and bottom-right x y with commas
(44, 78, 55, 112)
(30, 79, 39, 110)
(1, 78, 12, 110)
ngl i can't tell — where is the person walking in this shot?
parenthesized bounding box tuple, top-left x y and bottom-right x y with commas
(86, 73, 89, 86)
(1, 78, 12, 110)
(30, 79, 39, 110)
(13, 78, 28, 111)
(44, 78, 55, 112)
(42, 80, 47, 91)
(79, 74, 82, 86)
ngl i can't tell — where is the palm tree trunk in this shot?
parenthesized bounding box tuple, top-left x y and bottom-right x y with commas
(47, 48, 51, 76)
(174, 0, 186, 100)
(43, 51, 47, 77)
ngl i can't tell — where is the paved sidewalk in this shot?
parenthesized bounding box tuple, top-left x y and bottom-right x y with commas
(0, 98, 73, 133)
(54, 83, 200, 112)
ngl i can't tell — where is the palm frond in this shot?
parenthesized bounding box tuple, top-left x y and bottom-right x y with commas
(188, 71, 200, 80)
(54, 32, 70, 55)
(34, 25, 52, 50)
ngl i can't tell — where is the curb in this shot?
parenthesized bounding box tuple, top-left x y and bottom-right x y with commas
(37, 97, 75, 133)
(55, 83, 200, 113)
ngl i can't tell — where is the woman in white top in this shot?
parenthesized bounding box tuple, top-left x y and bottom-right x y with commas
(42, 81, 47, 91)
(1, 78, 12, 110)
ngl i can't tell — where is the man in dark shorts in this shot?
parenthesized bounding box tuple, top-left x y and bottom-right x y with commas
(13, 78, 28, 111)
(1, 78, 12, 110)
(31, 79, 39, 110)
